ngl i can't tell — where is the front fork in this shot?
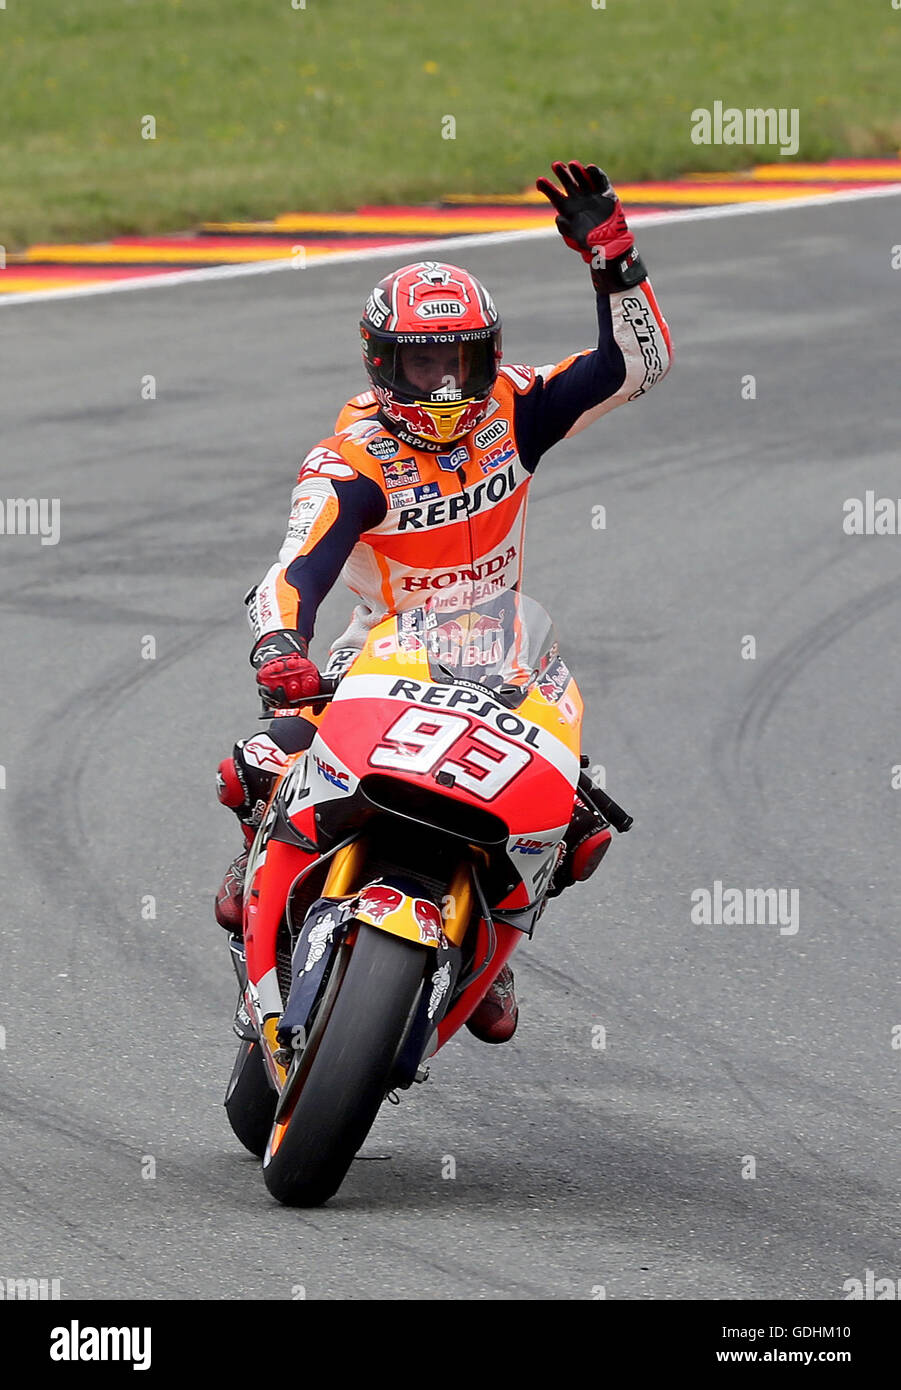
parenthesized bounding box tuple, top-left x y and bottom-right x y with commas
(244, 830, 521, 1088)
(228, 936, 257, 1042)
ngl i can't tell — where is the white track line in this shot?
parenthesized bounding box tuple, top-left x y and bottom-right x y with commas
(2, 181, 900, 308)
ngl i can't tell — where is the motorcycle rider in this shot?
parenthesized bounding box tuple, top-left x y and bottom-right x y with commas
(215, 161, 673, 1043)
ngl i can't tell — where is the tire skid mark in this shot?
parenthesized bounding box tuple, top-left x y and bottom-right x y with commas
(712, 571, 901, 935)
(10, 613, 232, 1000)
(526, 924, 896, 1178)
(0, 1157, 133, 1266)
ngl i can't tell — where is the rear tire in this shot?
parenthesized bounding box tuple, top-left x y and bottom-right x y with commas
(224, 1039, 277, 1158)
(262, 923, 427, 1206)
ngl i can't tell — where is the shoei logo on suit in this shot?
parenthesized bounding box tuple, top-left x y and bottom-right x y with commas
(367, 437, 400, 460)
(473, 419, 508, 450)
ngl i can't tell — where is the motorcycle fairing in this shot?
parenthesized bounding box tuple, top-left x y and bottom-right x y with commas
(239, 594, 585, 1077)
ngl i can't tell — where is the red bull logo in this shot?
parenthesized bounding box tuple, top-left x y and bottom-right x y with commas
(465, 614, 504, 667)
(433, 613, 505, 668)
(357, 884, 404, 923)
(413, 898, 443, 944)
(537, 656, 571, 705)
(381, 457, 420, 489)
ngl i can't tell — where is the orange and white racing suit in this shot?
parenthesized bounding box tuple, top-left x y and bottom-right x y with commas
(247, 284, 671, 670)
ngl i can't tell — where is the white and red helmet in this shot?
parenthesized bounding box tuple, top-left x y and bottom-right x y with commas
(360, 261, 502, 445)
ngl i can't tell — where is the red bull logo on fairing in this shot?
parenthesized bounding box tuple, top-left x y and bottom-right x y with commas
(413, 898, 444, 944)
(434, 614, 505, 668)
(357, 884, 405, 923)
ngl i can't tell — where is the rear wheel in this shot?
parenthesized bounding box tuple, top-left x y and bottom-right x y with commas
(224, 1039, 277, 1158)
(262, 923, 427, 1206)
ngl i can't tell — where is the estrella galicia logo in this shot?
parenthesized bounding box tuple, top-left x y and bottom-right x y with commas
(437, 445, 470, 472)
(366, 437, 400, 460)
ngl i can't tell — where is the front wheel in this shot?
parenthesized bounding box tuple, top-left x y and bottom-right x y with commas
(262, 923, 427, 1206)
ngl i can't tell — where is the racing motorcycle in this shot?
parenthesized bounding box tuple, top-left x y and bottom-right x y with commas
(222, 584, 632, 1206)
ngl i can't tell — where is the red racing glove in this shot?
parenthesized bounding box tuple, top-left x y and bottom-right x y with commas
(535, 160, 647, 294)
(250, 630, 321, 707)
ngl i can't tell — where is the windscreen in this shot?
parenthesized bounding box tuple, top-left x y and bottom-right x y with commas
(402, 583, 559, 699)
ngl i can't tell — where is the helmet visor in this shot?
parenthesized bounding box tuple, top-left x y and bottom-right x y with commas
(372, 336, 497, 402)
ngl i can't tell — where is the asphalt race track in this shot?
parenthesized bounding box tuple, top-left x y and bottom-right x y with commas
(1, 196, 899, 1300)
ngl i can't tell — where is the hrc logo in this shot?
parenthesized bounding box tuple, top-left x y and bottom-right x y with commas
(313, 756, 349, 791)
(511, 837, 556, 855)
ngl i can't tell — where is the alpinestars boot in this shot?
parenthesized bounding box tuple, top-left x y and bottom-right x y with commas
(213, 737, 285, 933)
(465, 965, 519, 1044)
(214, 824, 255, 933)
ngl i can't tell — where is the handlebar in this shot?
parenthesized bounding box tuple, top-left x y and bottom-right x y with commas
(577, 770, 633, 834)
(258, 673, 340, 719)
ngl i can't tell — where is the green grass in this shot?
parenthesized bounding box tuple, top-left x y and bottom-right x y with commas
(1, 0, 899, 250)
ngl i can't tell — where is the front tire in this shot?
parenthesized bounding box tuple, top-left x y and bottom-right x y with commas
(262, 923, 427, 1206)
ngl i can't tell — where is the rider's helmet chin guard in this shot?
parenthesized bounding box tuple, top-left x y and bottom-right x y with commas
(360, 260, 503, 445)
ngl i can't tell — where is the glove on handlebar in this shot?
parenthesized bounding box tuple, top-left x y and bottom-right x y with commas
(250, 630, 321, 707)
